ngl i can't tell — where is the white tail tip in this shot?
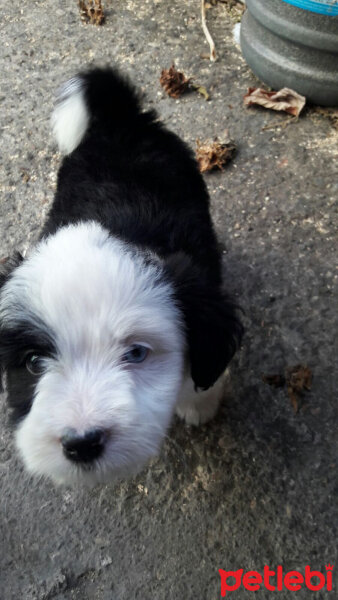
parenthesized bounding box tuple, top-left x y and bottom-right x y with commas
(51, 77, 89, 155)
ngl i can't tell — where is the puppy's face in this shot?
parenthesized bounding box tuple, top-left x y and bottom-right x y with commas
(0, 223, 184, 486)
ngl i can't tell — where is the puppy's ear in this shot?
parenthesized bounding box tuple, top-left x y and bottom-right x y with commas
(0, 253, 23, 289)
(165, 253, 243, 391)
(0, 252, 24, 392)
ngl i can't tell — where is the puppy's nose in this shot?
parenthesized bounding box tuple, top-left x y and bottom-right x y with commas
(61, 428, 106, 463)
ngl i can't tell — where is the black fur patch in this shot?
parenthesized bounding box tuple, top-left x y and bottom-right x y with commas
(0, 253, 23, 289)
(0, 253, 24, 394)
(0, 320, 56, 420)
(165, 253, 243, 390)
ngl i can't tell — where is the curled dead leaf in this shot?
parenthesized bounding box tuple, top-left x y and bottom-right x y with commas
(262, 364, 312, 413)
(160, 65, 210, 101)
(160, 65, 191, 99)
(286, 365, 312, 393)
(261, 374, 285, 388)
(190, 83, 210, 101)
(196, 135, 236, 173)
(219, 0, 246, 15)
(244, 87, 306, 117)
(78, 0, 105, 25)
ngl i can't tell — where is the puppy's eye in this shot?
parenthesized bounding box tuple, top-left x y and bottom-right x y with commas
(122, 345, 149, 364)
(25, 353, 46, 375)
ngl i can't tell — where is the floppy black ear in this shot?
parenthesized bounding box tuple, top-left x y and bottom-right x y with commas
(0, 252, 24, 393)
(165, 253, 243, 390)
(0, 253, 24, 289)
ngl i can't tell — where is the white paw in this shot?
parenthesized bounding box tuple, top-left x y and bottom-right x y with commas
(176, 406, 217, 427)
(176, 374, 225, 426)
(176, 401, 219, 426)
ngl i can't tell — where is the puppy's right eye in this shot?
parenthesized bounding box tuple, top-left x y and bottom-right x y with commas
(122, 344, 149, 364)
(25, 353, 46, 376)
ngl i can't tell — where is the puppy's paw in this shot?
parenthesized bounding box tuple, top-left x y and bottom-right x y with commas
(175, 377, 224, 426)
(176, 399, 219, 426)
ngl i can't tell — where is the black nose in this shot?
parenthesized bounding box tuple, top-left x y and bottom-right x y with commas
(61, 428, 106, 463)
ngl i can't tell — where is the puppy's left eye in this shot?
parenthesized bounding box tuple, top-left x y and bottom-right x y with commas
(25, 353, 46, 375)
(122, 345, 149, 364)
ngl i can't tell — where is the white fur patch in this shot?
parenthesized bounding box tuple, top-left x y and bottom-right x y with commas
(51, 77, 89, 155)
(176, 374, 225, 426)
(1, 222, 185, 486)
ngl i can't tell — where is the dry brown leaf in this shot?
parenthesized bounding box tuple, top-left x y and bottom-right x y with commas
(160, 65, 191, 99)
(286, 365, 312, 393)
(190, 83, 210, 101)
(79, 0, 105, 25)
(262, 364, 312, 413)
(287, 386, 299, 413)
(261, 374, 285, 388)
(218, 0, 246, 14)
(196, 135, 236, 173)
(160, 65, 209, 101)
(244, 87, 306, 117)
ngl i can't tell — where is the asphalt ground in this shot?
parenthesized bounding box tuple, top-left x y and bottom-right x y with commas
(0, 1, 337, 598)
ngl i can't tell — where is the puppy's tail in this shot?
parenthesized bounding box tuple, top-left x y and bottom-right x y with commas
(51, 67, 142, 155)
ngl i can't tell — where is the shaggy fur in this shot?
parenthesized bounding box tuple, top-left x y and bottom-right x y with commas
(0, 67, 242, 486)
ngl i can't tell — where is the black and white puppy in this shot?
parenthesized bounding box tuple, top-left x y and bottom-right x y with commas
(0, 68, 242, 486)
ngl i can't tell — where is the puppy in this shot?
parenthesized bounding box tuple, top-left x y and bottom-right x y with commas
(0, 68, 243, 486)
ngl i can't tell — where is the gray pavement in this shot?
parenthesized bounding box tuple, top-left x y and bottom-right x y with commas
(0, 1, 337, 599)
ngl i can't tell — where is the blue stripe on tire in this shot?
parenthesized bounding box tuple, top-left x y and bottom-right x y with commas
(282, 0, 338, 15)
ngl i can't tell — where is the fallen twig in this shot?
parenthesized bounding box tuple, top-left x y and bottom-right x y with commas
(201, 0, 216, 62)
(261, 116, 298, 131)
